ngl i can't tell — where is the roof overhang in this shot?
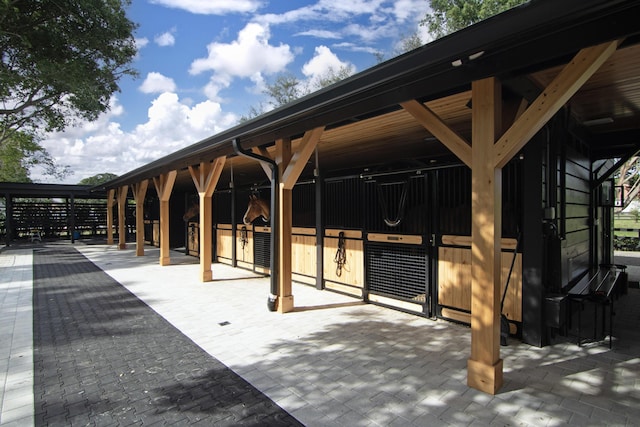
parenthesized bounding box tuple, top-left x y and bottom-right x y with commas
(0, 182, 103, 199)
(102, 0, 640, 191)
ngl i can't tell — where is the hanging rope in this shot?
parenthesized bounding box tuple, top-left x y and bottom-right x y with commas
(334, 231, 347, 277)
(377, 181, 409, 227)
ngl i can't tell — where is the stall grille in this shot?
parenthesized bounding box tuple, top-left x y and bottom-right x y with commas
(366, 241, 428, 304)
(254, 231, 271, 269)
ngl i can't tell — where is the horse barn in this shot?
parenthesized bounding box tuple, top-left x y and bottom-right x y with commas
(94, 0, 640, 394)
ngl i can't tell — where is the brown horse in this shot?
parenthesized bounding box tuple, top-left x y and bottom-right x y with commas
(243, 195, 269, 225)
(183, 203, 199, 222)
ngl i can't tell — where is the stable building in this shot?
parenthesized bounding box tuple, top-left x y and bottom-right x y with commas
(98, 0, 640, 394)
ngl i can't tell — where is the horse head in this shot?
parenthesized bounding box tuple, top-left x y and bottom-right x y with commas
(243, 195, 269, 225)
(183, 202, 199, 222)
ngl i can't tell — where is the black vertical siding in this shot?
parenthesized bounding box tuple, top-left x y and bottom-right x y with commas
(562, 143, 591, 284)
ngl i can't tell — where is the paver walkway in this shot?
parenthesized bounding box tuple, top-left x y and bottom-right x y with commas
(31, 245, 301, 426)
(1, 242, 640, 426)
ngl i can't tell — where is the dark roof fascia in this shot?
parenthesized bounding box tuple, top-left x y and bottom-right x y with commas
(0, 182, 103, 199)
(103, 0, 640, 190)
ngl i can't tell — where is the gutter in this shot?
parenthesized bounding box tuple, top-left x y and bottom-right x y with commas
(232, 139, 279, 312)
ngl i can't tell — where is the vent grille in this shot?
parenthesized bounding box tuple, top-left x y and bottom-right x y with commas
(366, 241, 428, 303)
(254, 231, 271, 268)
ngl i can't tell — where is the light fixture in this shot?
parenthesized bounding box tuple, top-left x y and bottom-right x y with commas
(583, 117, 613, 126)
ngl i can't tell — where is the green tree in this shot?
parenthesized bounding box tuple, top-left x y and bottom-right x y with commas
(78, 173, 119, 186)
(0, 0, 138, 143)
(375, 31, 425, 63)
(309, 65, 354, 91)
(421, 0, 528, 39)
(264, 73, 304, 109)
(0, 131, 69, 182)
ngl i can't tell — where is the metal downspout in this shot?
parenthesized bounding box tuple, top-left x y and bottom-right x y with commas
(232, 138, 279, 311)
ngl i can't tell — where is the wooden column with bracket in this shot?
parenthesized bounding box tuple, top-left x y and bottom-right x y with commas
(188, 157, 226, 282)
(116, 185, 128, 250)
(400, 39, 620, 394)
(153, 171, 177, 266)
(467, 77, 503, 394)
(276, 137, 294, 313)
(132, 180, 149, 256)
(106, 189, 115, 245)
(266, 127, 325, 313)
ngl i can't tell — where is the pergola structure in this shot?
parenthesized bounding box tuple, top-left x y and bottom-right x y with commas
(0, 182, 106, 245)
(99, 0, 640, 394)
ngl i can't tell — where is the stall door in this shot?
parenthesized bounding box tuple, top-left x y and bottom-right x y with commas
(364, 173, 432, 316)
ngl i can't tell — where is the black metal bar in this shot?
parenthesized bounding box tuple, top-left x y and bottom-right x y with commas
(231, 183, 237, 268)
(232, 139, 279, 311)
(315, 166, 324, 290)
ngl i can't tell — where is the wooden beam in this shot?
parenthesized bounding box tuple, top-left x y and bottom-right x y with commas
(132, 180, 148, 256)
(252, 146, 273, 178)
(188, 157, 226, 281)
(153, 170, 177, 266)
(106, 189, 115, 245)
(282, 127, 325, 190)
(400, 100, 472, 168)
(493, 39, 621, 168)
(468, 77, 503, 395)
(116, 185, 128, 250)
(276, 138, 294, 313)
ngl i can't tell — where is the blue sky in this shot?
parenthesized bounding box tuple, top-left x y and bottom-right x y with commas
(35, 0, 431, 183)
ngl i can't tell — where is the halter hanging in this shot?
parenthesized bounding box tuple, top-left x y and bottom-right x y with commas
(376, 180, 409, 227)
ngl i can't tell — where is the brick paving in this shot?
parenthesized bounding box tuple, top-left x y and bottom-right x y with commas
(1, 242, 640, 426)
(32, 245, 302, 426)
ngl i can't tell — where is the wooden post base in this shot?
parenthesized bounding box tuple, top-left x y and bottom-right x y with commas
(277, 295, 294, 313)
(159, 256, 171, 266)
(118, 243, 127, 250)
(467, 358, 504, 395)
(201, 270, 212, 282)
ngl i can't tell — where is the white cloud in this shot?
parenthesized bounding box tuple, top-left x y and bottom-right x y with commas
(139, 72, 177, 94)
(149, 0, 262, 15)
(135, 37, 150, 50)
(34, 94, 238, 183)
(295, 29, 341, 39)
(190, 22, 294, 100)
(154, 30, 176, 47)
(302, 46, 355, 89)
(254, 0, 425, 51)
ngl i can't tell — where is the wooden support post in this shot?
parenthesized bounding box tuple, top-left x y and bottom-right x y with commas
(274, 127, 325, 312)
(132, 180, 148, 256)
(188, 157, 226, 282)
(468, 77, 503, 395)
(116, 186, 129, 250)
(276, 137, 294, 313)
(106, 189, 115, 245)
(153, 171, 177, 266)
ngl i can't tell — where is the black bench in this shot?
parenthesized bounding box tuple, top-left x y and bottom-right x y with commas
(567, 264, 627, 348)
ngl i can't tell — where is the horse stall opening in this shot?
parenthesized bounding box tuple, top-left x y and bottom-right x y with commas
(362, 172, 432, 315)
(436, 163, 523, 333)
(323, 176, 365, 297)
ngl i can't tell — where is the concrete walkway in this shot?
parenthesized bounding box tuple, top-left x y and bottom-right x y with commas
(1, 242, 640, 426)
(0, 249, 33, 426)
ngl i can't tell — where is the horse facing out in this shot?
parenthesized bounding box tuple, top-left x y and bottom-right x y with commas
(182, 195, 269, 224)
(244, 195, 269, 225)
(183, 203, 199, 222)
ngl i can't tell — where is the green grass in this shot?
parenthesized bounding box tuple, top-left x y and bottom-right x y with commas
(615, 215, 640, 237)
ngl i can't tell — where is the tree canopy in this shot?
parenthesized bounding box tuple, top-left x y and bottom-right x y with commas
(0, 0, 138, 143)
(0, 131, 69, 182)
(78, 173, 119, 186)
(421, 0, 528, 39)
